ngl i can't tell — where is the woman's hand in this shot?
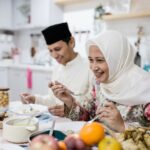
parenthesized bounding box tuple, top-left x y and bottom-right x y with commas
(20, 93, 35, 104)
(49, 81, 74, 109)
(48, 105, 65, 117)
(96, 101, 125, 132)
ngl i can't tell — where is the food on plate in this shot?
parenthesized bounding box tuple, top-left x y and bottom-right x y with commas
(21, 106, 39, 115)
(117, 127, 150, 150)
(0, 112, 8, 121)
(10, 104, 47, 116)
(98, 136, 122, 150)
(30, 134, 59, 150)
(79, 122, 105, 146)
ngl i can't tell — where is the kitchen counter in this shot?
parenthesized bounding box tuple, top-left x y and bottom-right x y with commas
(0, 60, 54, 72)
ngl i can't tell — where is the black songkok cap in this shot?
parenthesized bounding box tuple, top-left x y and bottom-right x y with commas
(42, 22, 71, 45)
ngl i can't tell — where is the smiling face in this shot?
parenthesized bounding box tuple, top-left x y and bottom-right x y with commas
(88, 45, 109, 83)
(48, 37, 75, 65)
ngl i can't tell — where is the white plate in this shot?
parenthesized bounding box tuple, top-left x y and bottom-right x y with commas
(54, 121, 86, 133)
(0, 143, 25, 150)
(9, 102, 48, 117)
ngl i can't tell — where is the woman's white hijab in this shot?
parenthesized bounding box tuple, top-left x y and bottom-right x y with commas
(86, 30, 150, 106)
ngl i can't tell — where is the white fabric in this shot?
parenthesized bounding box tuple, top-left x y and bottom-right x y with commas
(35, 54, 92, 106)
(86, 30, 150, 106)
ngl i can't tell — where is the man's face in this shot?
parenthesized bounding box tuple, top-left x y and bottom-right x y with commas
(48, 38, 74, 65)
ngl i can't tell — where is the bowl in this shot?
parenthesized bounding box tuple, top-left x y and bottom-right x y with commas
(29, 129, 66, 142)
(3, 117, 39, 143)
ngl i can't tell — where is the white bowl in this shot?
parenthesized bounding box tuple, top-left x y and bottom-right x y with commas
(3, 117, 39, 143)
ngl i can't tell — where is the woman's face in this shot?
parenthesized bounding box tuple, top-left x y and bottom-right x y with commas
(88, 45, 109, 83)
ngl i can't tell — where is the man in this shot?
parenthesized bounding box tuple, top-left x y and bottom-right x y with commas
(21, 22, 92, 117)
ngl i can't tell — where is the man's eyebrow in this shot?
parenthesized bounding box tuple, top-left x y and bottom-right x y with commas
(88, 56, 105, 59)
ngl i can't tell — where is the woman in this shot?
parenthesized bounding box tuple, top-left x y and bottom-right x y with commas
(50, 30, 150, 132)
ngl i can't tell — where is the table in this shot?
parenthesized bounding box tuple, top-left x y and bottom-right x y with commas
(0, 101, 72, 149)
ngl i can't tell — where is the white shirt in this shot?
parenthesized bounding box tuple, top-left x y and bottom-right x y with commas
(35, 54, 92, 106)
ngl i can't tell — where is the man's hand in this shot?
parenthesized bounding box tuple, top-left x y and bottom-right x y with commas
(20, 93, 35, 104)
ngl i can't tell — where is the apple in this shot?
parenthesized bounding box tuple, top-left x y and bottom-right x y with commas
(30, 134, 59, 150)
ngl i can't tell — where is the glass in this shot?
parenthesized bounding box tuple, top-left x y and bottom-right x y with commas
(0, 88, 9, 121)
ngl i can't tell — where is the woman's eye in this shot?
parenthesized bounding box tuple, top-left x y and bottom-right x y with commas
(88, 59, 93, 63)
(97, 59, 105, 62)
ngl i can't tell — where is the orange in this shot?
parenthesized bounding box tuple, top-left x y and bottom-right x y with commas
(58, 141, 67, 150)
(98, 136, 122, 150)
(79, 122, 105, 146)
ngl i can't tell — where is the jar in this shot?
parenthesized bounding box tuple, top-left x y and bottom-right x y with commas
(0, 88, 9, 120)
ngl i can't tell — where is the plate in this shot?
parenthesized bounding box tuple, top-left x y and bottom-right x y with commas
(9, 102, 48, 117)
(54, 121, 86, 134)
(0, 143, 25, 150)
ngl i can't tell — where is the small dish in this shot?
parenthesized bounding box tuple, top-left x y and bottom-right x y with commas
(3, 116, 39, 143)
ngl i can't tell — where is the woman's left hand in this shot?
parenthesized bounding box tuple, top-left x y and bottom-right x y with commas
(48, 105, 65, 117)
(96, 101, 125, 132)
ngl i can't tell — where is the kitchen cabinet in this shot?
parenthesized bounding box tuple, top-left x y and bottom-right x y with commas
(32, 70, 52, 95)
(7, 66, 52, 101)
(0, 0, 12, 30)
(0, 67, 8, 88)
(8, 68, 27, 101)
(13, 0, 63, 30)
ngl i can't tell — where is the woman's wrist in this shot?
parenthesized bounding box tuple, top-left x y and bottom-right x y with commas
(65, 96, 75, 109)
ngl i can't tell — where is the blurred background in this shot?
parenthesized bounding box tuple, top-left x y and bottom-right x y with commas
(0, 0, 150, 101)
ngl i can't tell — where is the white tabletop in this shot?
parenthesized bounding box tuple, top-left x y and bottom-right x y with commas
(0, 101, 72, 149)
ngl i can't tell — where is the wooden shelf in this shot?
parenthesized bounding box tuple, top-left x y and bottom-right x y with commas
(101, 11, 150, 20)
(55, 0, 89, 5)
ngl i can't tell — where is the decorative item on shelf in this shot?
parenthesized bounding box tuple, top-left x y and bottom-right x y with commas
(26, 67, 32, 90)
(134, 26, 144, 67)
(74, 30, 90, 42)
(17, 0, 31, 24)
(94, 5, 106, 19)
(11, 47, 20, 64)
(93, 5, 106, 34)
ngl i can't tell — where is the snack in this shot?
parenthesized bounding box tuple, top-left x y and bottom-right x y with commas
(117, 127, 150, 150)
(0, 88, 9, 122)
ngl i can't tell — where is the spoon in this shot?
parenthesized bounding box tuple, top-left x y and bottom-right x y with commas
(87, 115, 100, 123)
(49, 120, 55, 136)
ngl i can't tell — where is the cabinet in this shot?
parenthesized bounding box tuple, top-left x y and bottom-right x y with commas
(0, 0, 12, 30)
(8, 68, 27, 101)
(7, 66, 52, 101)
(32, 70, 52, 95)
(13, 0, 63, 30)
(0, 67, 8, 87)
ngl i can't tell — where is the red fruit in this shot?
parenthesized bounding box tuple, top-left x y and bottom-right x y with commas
(64, 136, 76, 150)
(30, 134, 59, 150)
(75, 138, 86, 150)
